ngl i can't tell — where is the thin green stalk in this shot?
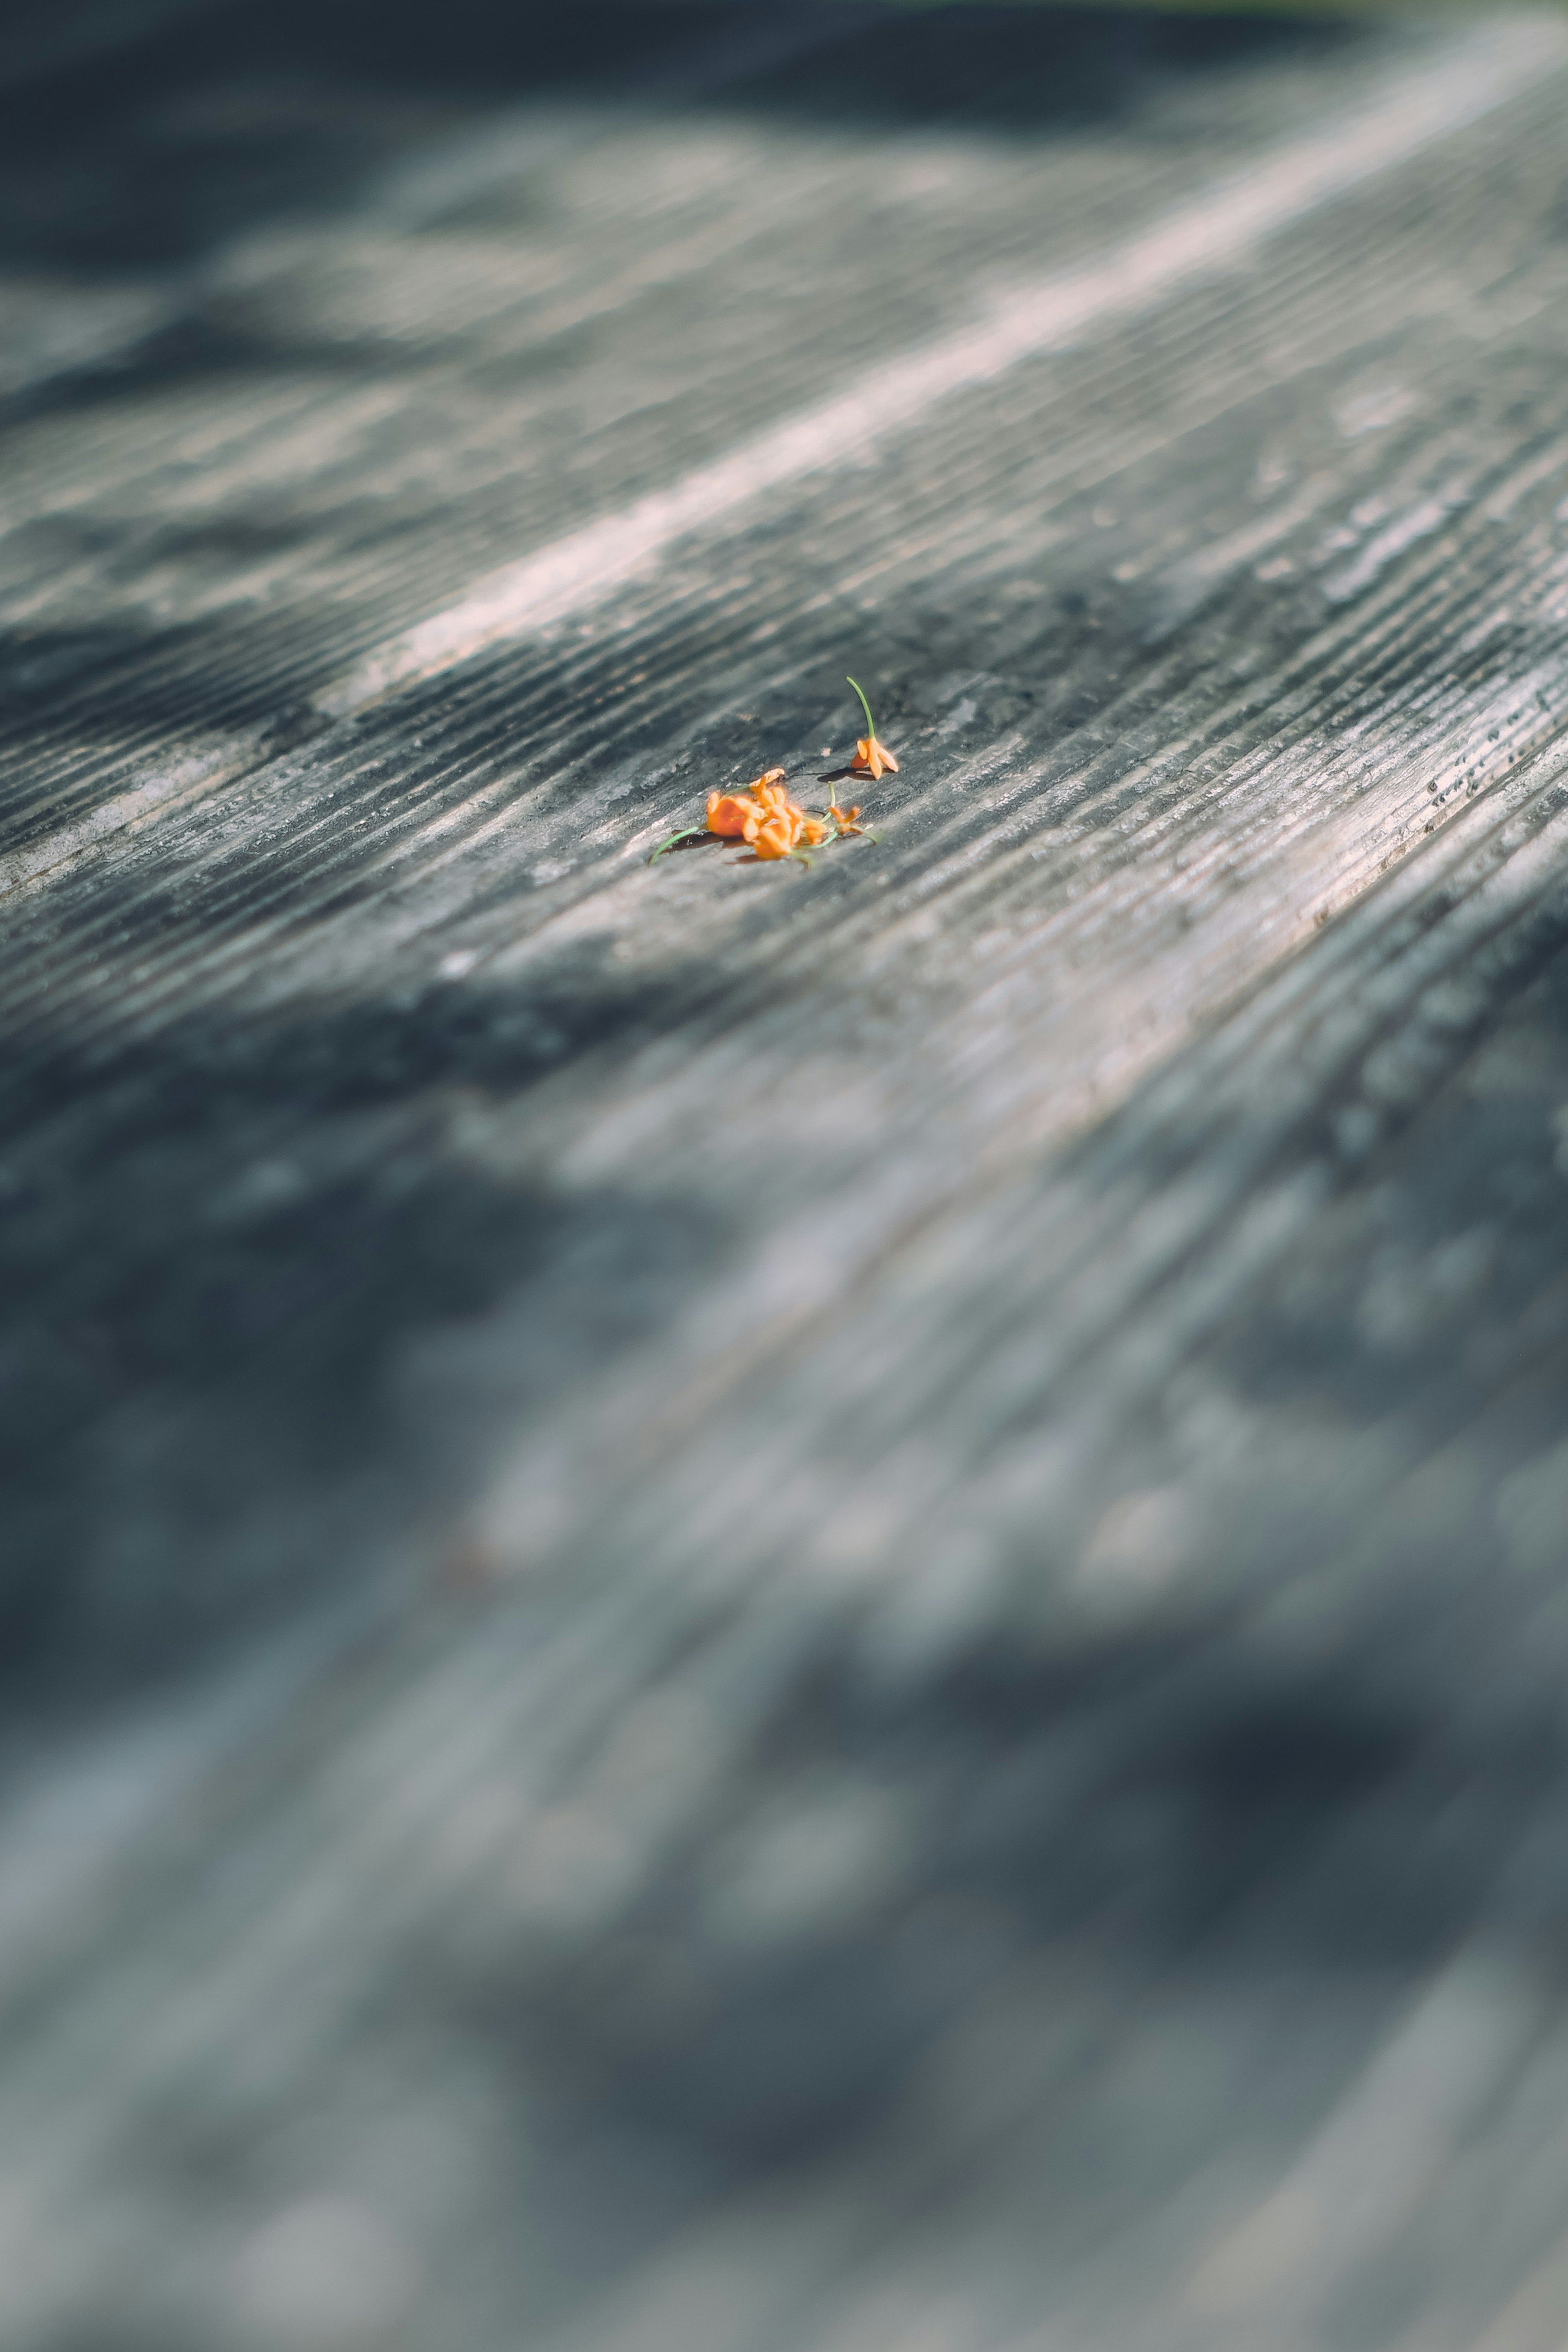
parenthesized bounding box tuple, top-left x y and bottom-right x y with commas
(846, 675, 877, 739)
(647, 824, 708, 863)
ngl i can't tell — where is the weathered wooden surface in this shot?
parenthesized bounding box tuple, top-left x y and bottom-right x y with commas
(7, 3, 1568, 2345)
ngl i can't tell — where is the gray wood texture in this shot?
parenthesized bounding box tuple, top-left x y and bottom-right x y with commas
(7, 4, 1568, 2345)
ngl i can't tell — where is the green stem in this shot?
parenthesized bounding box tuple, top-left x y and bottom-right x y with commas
(646, 824, 708, 863)
(845, 675, 877, 740)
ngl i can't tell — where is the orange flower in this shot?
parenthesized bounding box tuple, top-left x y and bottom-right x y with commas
(706, 791, 760, 838)
(655, 760, 868, 869)
(707, 769, 791, 839)
(652, 769, 804, 864)
(843, 678, 898, 788)
(751, 811, 802, 860)
(739, 772, 824, 860)
(849, 736, 898, 782)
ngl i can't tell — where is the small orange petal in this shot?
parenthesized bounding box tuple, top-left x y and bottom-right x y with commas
(801, 817, 827, 845)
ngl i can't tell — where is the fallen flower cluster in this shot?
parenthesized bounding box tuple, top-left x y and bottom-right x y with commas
(648, 679, 893, 867)
(706, 769, 867, 860)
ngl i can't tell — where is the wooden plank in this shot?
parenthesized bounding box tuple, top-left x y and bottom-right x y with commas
(7, 6, 1568, 2348)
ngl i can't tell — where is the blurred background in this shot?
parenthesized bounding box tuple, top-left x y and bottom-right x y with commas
(7, 2, 1568, 2350)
